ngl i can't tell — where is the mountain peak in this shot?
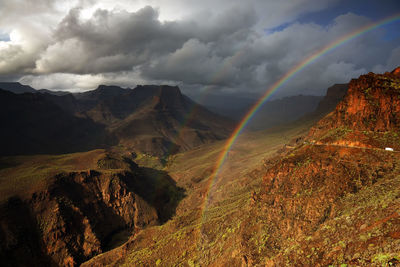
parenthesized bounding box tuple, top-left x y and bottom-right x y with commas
(0, 82, 37, 94)
(96, 85, 128, 91)
(307, 69, 400, 150)
(134, 85, 182, 95)
(93, 85, 128, 96)
(329, 70, 400, 131)
(391, 66, 400, 76)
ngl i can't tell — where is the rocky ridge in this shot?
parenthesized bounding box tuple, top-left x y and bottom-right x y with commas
(0, 84, 234, 157)
(240, 68, 400, 266)
(0, 152, 184, 266)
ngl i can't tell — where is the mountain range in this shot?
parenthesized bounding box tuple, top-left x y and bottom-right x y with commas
(204, 94, 324, 130)
(1, 68, 400, 266)
(0, 84, 234, 156)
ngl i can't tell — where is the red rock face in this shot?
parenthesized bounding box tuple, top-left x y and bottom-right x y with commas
(330, 70, 400, 131)
(0, 170, 159, 266)
(244, 68, 400, 266)
(34, 170, 159, 266)
(392, 66, 400, 76)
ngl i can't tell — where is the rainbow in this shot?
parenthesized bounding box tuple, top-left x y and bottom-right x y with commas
(199, 13, 400, 220)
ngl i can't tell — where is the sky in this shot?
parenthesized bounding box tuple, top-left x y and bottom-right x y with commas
(0, 0, 399, 99)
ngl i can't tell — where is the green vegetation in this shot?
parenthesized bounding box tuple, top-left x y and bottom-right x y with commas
(113, 120, 314, 266)
(0, 150, 106, 203)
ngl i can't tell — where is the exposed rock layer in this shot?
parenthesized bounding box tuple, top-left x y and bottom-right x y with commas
(241, 68, 400, 266)
(0, 155, 184, 266)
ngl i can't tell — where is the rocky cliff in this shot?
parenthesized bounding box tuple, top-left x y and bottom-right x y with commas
(241, 68, 400, 266)
(0, 84, 234, 157)
(320, 69, 400, 131)
(0, 89, 111, 156)
(312, 83, 348, 116)
(308, 67, 400, 150)
(0, 152, 184, 266)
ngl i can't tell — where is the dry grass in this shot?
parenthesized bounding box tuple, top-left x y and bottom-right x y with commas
(91, 122, 312, 266)
(0, 149, 106, 203)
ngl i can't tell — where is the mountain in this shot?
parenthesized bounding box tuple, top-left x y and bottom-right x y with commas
(288, 83, 348, 129)
(312, 83, 348, 115)
(0, 150, 184, 266)
(39, 92, 81, 114)
(0, 82, 78, 96)
(2, 68, 399, 267)
(205, 94, 324, 130)
(38, 89, 71, 96)
(0, 82, 36, 94)
(0, 89, 111, 156)
(76, 85, 234, 156)
(73, 85, 130, 113)
(0, 84, 233, 157)
(240, 67, 400, 266)
(247, 95, 323, 130)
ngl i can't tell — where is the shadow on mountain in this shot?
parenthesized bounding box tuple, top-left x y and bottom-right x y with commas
(0, 89, 117, 156)
(122, 157, 186, 224)
(0, 197, 58, 267)
(0, 159, 185, 266)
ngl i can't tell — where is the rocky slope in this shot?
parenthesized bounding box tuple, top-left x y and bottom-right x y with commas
(311, 83, 348, 116)
(0, 89, 111, 156)
(0, 151, 184, 266)
(240, 68, 400, 266)
(55, 68, 400, 267)
(0, 84, 233, 157)
(0, 82, 37, 94)
(315, 70, 400, 131)
(247, 95, 323, 130)
(80, 85, 234, 156)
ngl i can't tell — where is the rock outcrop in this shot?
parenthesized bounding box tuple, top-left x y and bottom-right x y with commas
(0, 84, 234, 157)
(0, 154, 184, 266)
(313, 83, 348, 116)
(0, 89, 111, 156)
(330, 71, 400, 131)
(241, 68, 400, 266)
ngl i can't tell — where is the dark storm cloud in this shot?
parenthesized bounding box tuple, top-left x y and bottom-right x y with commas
(37, 6, 185, 73)
(0, 0, 399, 96)
(144, 12, 400, 95)
(36, 5, 257, 75)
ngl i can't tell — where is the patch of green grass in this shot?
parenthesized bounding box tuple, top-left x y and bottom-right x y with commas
(372, 253, 393, 264)
(0, 150, 107, 203)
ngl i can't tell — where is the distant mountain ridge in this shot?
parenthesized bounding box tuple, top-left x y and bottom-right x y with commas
(0, 84, 234, 156)
(205, 94, 325, 130)
(0, 89, 111, 156)
(312, 83, 348, 116)
(248, 95, 324, 130)
(0, 81, 352, 155)
(0, 82, 36, 94)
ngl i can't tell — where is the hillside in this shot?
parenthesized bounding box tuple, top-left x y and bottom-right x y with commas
(79, 85, 235, 156)
(80, 68, 400, 266)
(0, 150, 184, 266)
(0, 82, 37, 94)
(242, 67, 400, 266)
(206, 94, 323, 130)
(0, 85, 234, 157)
(0, 89, 110, 156)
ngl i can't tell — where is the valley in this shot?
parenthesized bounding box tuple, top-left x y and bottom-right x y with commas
(1, 1, 400, 266)
(1, 68, 400, 266)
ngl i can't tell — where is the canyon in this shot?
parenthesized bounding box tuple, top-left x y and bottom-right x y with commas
(0, 68, 399, 266)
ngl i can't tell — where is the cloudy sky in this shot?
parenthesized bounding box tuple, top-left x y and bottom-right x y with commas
(0, 0, 399, 99)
